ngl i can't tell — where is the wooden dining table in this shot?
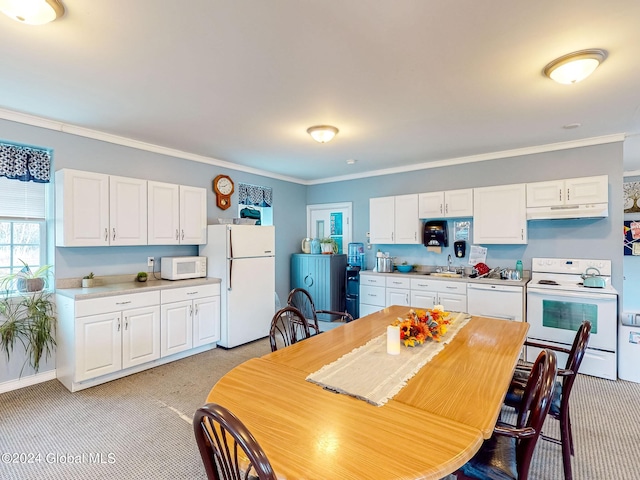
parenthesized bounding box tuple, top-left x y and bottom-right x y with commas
(206, 305, 529, 480)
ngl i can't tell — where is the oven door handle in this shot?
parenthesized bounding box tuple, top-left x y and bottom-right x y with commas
(527, 287, 617, 301)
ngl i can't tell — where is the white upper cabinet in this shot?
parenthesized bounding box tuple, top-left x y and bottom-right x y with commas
(369, 196, 395, 244)
(473, 184, 527, 244)
(148, 181, 180, 245)
(419, 189, 473, 218)
(56, 169, 109, 247)
(109, 175, 147, 246)
(370, 195, 420, 245)
(394, 194, 420, 244)
(57, 170, 146, 247)
(148, 182, 207, 245)
(179, 185, 208, 245)
(527, 175, 608, 208)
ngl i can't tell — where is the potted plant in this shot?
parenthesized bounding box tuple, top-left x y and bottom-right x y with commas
(320, 238, 338, 254)
(0, 289, 56, 374)
(0, 260, 52, 293)
(82, 272, 95, 288)
(136, 272, 148, 283)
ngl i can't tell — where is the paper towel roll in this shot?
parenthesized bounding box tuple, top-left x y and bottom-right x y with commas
(427, 246, 442, 253)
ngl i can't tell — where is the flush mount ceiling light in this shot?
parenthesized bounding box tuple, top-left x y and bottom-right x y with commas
(307, 125, 339, 143)
(0, 0, 64, 25)
(543, 49, 608, 84)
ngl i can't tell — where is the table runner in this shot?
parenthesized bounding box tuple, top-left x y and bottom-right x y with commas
(306, 311, 472, 406)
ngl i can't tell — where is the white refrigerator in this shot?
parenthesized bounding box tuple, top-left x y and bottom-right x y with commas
(200, 225, 276, 348)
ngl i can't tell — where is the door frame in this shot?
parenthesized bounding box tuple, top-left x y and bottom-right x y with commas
(306, 202, 353, 248)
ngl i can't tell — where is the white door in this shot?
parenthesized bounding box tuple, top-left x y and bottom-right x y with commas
(122, 306, 160, 369)
(56, 169, 110, 246)
(229, 225, 275, 258)
(110, 175, 148, 246)
(445, 189, 474, 217)
(418, 191, 445, 218)
(307, 202, 353, 254)
(410, 291, 437, 309)
(193, 296, 221, 347)
(565, 175, 608, 205)
(394, 194, 420, 244)
(369, 197, 395, 244)
(224, 256, 275, 348)
(76, 312, 122, 382)
(179, 185, 207, 244)
(438, 293, 467, 313)
(148, 181, 180, 245)
(386, 288, 410, 306)
(161, 300, 193, 357)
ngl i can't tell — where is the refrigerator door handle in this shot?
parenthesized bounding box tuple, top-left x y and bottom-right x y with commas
(227, 226, 233, 259)
(227, 259, 233, 291)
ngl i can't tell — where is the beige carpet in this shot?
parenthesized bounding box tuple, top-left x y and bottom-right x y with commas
(1, 336, 639, 479)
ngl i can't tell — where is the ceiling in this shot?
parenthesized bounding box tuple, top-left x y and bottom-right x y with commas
(2, 0, 640, 183)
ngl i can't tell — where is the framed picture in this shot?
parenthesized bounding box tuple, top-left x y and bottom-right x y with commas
(624, 220, 640, 255)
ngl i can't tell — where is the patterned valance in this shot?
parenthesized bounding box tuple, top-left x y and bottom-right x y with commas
(0, 142, 51, 183)
(238, 183, 272, 207)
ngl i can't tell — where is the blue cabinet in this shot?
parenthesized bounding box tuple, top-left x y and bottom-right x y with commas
(290, 254, 347, 319)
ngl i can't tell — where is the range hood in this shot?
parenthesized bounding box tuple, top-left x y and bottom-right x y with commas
(526, 202, 608, 220)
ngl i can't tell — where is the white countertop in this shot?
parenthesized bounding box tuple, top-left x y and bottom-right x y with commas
(359, 270, 529, 287)
(55, 277, 221, 300)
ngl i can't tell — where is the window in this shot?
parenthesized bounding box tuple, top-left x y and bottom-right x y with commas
(237, 183, 273, 226)
(0, 142, 51, 290)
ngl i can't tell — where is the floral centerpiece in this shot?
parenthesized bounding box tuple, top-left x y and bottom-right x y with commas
(392, 307, 451, 347)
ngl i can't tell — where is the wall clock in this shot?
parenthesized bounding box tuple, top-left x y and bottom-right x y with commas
(213, 174, 234, 210)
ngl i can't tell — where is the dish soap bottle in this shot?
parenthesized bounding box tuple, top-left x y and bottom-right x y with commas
(515, 260, 523, 279)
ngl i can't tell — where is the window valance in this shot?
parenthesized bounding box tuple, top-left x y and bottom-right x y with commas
(0, 142, 51, 183)
(238, 183, 272, 207)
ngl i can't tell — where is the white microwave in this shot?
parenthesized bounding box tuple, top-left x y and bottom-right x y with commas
(160, 256, 207, 280)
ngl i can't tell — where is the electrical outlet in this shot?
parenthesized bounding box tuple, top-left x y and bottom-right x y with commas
(147, 257, 154, 267)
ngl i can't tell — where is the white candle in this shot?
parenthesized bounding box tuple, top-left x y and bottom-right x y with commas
(433, 304, 444, 312)
(387, 325, 401, 355)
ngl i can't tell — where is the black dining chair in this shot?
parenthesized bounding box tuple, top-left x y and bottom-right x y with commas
(287, 287, 354, 335)
(193, 403, 277, 480)
(269, 305, 311, 352)
(504, 320, 591, 480)
(455, 348, 558, 480)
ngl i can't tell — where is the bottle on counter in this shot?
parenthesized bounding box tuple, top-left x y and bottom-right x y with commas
(515, 260, 523, 279)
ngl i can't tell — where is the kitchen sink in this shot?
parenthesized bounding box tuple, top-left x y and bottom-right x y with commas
(424, 272, 464, 278)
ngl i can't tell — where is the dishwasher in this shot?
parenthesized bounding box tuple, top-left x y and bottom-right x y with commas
(467, 283, 524, 321)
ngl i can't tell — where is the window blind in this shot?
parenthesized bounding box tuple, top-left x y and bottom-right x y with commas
(0, 177, 46, 219)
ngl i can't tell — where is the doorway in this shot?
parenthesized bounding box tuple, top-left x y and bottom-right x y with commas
(306, 202, 352, 254)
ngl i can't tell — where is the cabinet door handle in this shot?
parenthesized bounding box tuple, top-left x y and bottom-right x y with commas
(125, 317, 128, 330)
(190, 305, 193, 317)
(195, 304, 199, 316)
(304, 274, 314, 287)
(116, 301, 131, 305)
(186, 291, 198, 295)
(117, 319, 121, 332)
(446, 286, 457, 289)
(559, 188, 562, 202)
(113, 228, 116, 241)
(104, 228, 108, 242)
(521, 229, 524, 240)
(181, 229, 185, 240)
(445, 204, 448, 215)
(176, 229, 179, 241)
(440, 203, 443, 214)
(567, 188, 570, 201)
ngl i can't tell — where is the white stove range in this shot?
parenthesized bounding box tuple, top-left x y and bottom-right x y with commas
(526, 257, 618, 380)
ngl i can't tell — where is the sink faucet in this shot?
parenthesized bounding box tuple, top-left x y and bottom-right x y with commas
(447, 254, 452, 271)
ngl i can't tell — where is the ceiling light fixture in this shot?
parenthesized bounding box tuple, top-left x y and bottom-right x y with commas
(307, 125, 339, 143)
(0, 0, 64, 25)
(543, 49, 608, 84)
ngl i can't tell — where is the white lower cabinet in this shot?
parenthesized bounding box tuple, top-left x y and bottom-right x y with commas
(385, 276, 410, 307)
(161, 284, 221, 357)
(410, 278, 467, 312)
(56, 282, 220, 392)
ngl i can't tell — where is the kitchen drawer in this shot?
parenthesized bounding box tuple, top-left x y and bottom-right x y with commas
(359, 274, 385, 287)
(410, 278, 467, 294)
(386, 276, 411, 289)
(360, 285, 385, 307)
(161, 284, 220, 303)
(76, 291, 160, 317)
